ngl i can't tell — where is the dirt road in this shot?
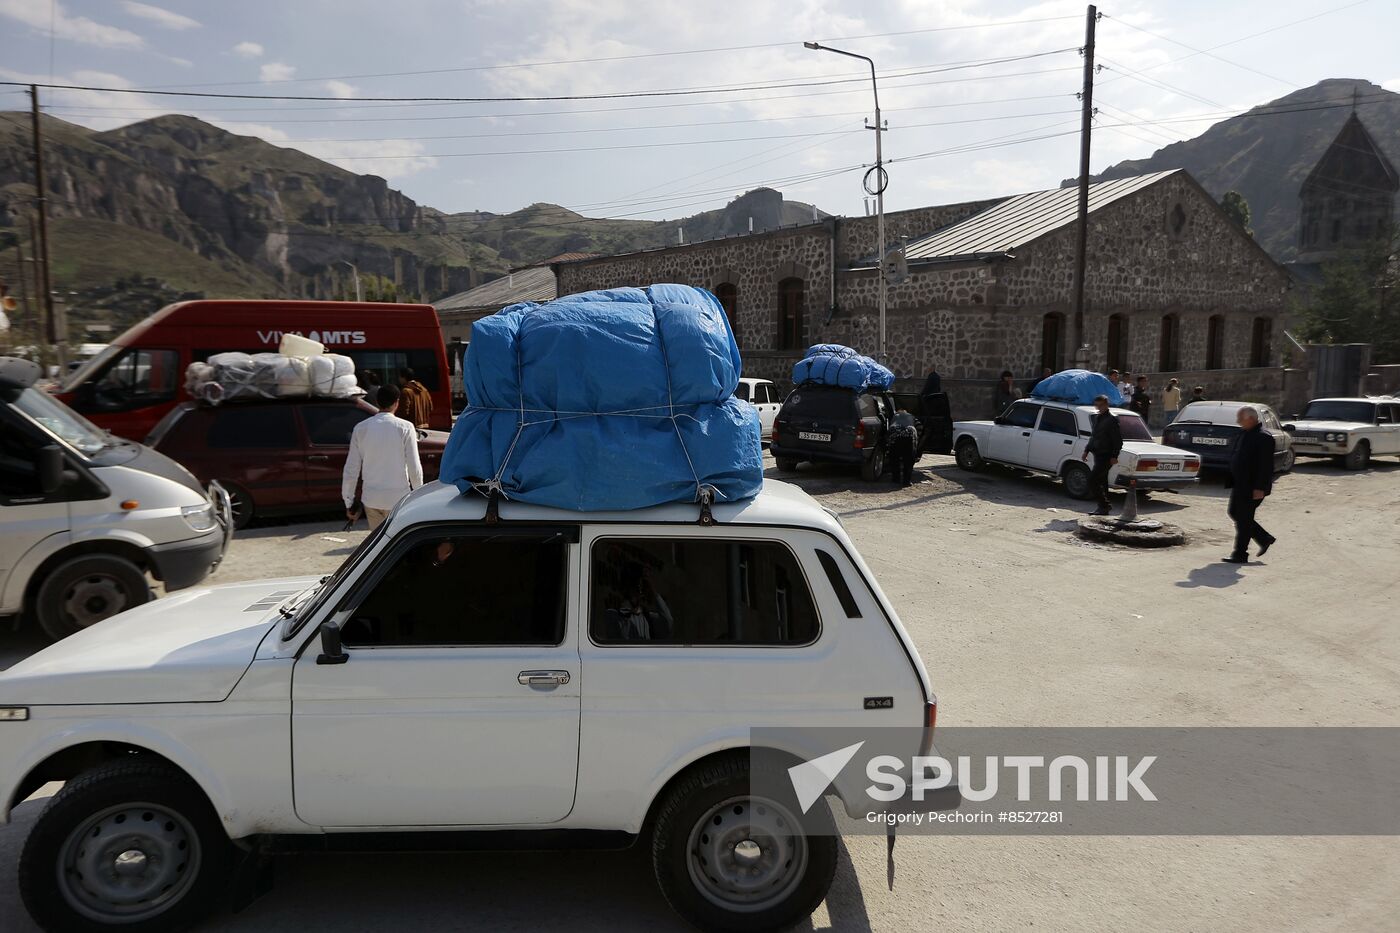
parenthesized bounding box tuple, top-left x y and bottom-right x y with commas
(1, 455, 1396, 931)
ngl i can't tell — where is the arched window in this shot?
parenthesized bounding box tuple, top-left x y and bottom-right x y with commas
(1159, 314, 1180, 372)
(777, 277, 804, 350)
(1041, 312, 1066, 373)
(713, 282, 738, 329)
(1106, 313, 1130, 371)
(1250, 317, 1273, 368)
(1205, 314, 1225, 370)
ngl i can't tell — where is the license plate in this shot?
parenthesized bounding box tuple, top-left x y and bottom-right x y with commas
(1192, 436, 1229, 446)
(1155, 462, 1182, 471)
(798, 431, 832, 442)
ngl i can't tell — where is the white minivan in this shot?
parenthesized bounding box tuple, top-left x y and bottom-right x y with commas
(0, 357, 231, 641)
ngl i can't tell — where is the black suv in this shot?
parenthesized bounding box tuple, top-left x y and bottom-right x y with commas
(771, 384, 952, 481)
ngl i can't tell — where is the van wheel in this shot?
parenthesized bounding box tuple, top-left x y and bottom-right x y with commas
(954, 439, 983, 471)
(1062, 463, 1094, 500)
(775, 458, 799, 473)
(651, 754, 837, 933)
(19, 759, 232, 933)
(221, 483, 254, 530)
(1343, 441, 1370, 471)
(860, 446, 886, 482)
(35, 555, 150, 642)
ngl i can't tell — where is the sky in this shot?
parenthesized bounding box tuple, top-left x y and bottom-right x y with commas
(1, 0, 1397, 221)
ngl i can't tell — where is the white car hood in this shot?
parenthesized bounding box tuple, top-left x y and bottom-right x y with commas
(1289, 420, 1366, 431)
(0, 577, 318, 706)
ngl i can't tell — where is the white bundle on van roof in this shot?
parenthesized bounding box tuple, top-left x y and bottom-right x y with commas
(186, 348, 361, 404)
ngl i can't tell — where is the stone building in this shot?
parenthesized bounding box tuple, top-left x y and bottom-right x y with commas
(1295, 111, 1398, 265)
(555, 170, 1290, 420)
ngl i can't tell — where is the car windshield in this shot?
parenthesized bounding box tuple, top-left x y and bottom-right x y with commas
(1117, 413, 1154, 441)
(1302, 401, 1375, 423)
(11, 386, 112, 455)
(282, 520, 389, 639)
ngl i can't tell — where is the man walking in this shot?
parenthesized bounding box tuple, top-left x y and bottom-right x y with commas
(1130, 375, 1152, 423)
(993, 370, 1022, 417)
(1162, 378, 1182, 424)
(1082, 394, 1122, 516)
(397, 367, 433, 429)
(343, 384, 423, 530)
(1223, 406, 1277, 564)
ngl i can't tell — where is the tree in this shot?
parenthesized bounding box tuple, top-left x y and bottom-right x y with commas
(1295, 226, 1400, 362)
(1219, 190, 1252, 236)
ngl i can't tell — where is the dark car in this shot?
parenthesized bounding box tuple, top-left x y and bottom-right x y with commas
(146, 397, 447, 527)
(1161, 400, 1295, 473)
(771, 384, 950, 481)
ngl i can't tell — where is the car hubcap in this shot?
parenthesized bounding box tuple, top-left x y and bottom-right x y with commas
(62, 575, 129, 628)
(687, 796, 808, 913)
(58, 804, 201, 923)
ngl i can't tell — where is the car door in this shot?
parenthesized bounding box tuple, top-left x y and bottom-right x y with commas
(0, 419, 73, 605)
(1377, 404, 1400, 454)
(205, 406, 304, 511)
(290, 525, 581, 827)
(986, 401, 1040, 464)
(1027, 406, 1078, 472)
(298, 402, 373, 507)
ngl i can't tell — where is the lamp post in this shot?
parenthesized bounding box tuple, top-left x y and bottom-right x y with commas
(338, 260, 363, 302)
(805, 41, 886, 360)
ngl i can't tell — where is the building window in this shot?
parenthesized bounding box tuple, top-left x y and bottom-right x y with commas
(1041, 312, 1066, 373)
(778, 277, 804, 350)
(1106, 313, 1130, 371)
(713, 282, 738, 329)
(1205, 314, 1225, 370)
(1159, 314, 1180, 372)
(1250, 317, 1273, 367)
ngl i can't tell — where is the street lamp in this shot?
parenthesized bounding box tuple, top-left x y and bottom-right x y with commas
(338, 260, 363, 302)
(805, 41, 887, 361)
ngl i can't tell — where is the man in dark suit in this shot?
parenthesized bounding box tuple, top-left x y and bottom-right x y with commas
(1082, 394, 1123, 516)
(1223, 406, 1277, 564)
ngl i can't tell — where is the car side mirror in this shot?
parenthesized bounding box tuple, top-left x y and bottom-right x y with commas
(36, 444, 66, 495)
(1282, 424, 1296, 432)
(316, 620, 349, 665)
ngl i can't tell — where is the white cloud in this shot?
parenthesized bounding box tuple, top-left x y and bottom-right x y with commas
(259, 62, 297, 82)
(0, 0, 143, 49)
(120, 2, 200, 31)
(297, 138, 439, 179)
(232, 41, 264, 58)
(324, 80, 357, 99)
(1383, 78, 1400, 93)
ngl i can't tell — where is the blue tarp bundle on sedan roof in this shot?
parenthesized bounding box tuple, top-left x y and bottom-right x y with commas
(438, 284, 762, 511)
(1029, 369, 1124, 406)
(791, 344, 894, 390)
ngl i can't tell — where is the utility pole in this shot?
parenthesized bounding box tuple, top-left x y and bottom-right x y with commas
(1072, 5, 1099, 363)
(29, 85, 64, 368)
(14, 235, 31, 342)
(339, 260, 363, 302)
(27, 216, 44, 342)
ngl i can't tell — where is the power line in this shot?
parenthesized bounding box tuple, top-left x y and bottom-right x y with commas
(1100, 13, 1297, 88)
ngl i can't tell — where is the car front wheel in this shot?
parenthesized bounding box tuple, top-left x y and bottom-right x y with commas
(954, 438, 983, 471)
(35, 555, 151, 642)
(19, 759, 232, 933)
(651, 754, 837, 933)
(1343, 441, 1370, 470)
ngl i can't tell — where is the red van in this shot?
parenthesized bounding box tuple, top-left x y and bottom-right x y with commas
(55, 300, 452, 440)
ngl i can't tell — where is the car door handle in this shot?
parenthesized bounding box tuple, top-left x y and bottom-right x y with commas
(1021, 431, 1031, 437)
(1064, 439, 1073, 445)
(518, 670, 570, 686)
(307, 454, 329, 462)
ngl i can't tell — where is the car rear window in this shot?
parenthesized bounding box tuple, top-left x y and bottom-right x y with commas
(782, 386, 856, 421)
(208, 406, 299, 449)
(590, 537, 819, 646)
(1118, 414, 1154, 441)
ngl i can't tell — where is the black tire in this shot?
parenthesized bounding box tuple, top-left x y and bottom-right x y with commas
(651, 753, 838, 933)
(1343, 441, 1370, 471)
(1279, 448, 1296, 474)
(220, 482, 255, 530)
(954, 438, 983, 471)
(35, 555, 150, 642)
(19, 759, 233, 933)
(1062, 463, 1094, 500)
(860, 446, 886, 482)
(775, 458, 800, 473)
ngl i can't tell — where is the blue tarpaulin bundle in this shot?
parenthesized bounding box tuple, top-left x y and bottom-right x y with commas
(1029, 369, 1124, 406)
(791, 344, 894, 390)
(438, 284, 762, 511)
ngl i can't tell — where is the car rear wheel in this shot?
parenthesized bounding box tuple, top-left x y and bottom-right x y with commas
(651, 754, 837, 933)
(775, 458, 800, 473)
(19, 759, 232, 933)
(220, 482, 255, 530)
(35, 555, 151, 642)
(1280, 448, 1296, 473)
(954, 438, 983, 471)
(860, 446, 886, 482)
(1062, 463, 1094, 500)
(1343, 441, 1370, 471)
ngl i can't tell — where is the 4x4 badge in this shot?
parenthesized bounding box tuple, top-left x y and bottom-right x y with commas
(864, 697, 894, 709)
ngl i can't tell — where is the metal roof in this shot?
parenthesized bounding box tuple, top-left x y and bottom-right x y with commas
(434, 264, 556, 314)
(900, 170, 1181, 263)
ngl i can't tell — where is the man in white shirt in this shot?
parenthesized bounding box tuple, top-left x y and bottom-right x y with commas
(342, 385, 423, 530)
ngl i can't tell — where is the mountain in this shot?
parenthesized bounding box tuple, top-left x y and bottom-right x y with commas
(0, 113, 828, 329)
(1085, 79, 1400, 261)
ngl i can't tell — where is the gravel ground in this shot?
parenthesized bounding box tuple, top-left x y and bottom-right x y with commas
(1, 453, 1397, 931)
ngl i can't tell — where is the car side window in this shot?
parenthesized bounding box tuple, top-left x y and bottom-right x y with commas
(1379, 406, 1394, 424)
(1002, 402, 1040, 429)
(757, 384, 774, 404)
(341, 533, 568, 647)
(735, 383, 750, 402)
(0, 423, 46, 503)
(1037, 408, 1077, 436)
(590, 537, 819, 646)
(303, 405, 372, 446)
(207, 407, 299, 449)
(92, 348, 181, 412)
(855, 394, 879, 419)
